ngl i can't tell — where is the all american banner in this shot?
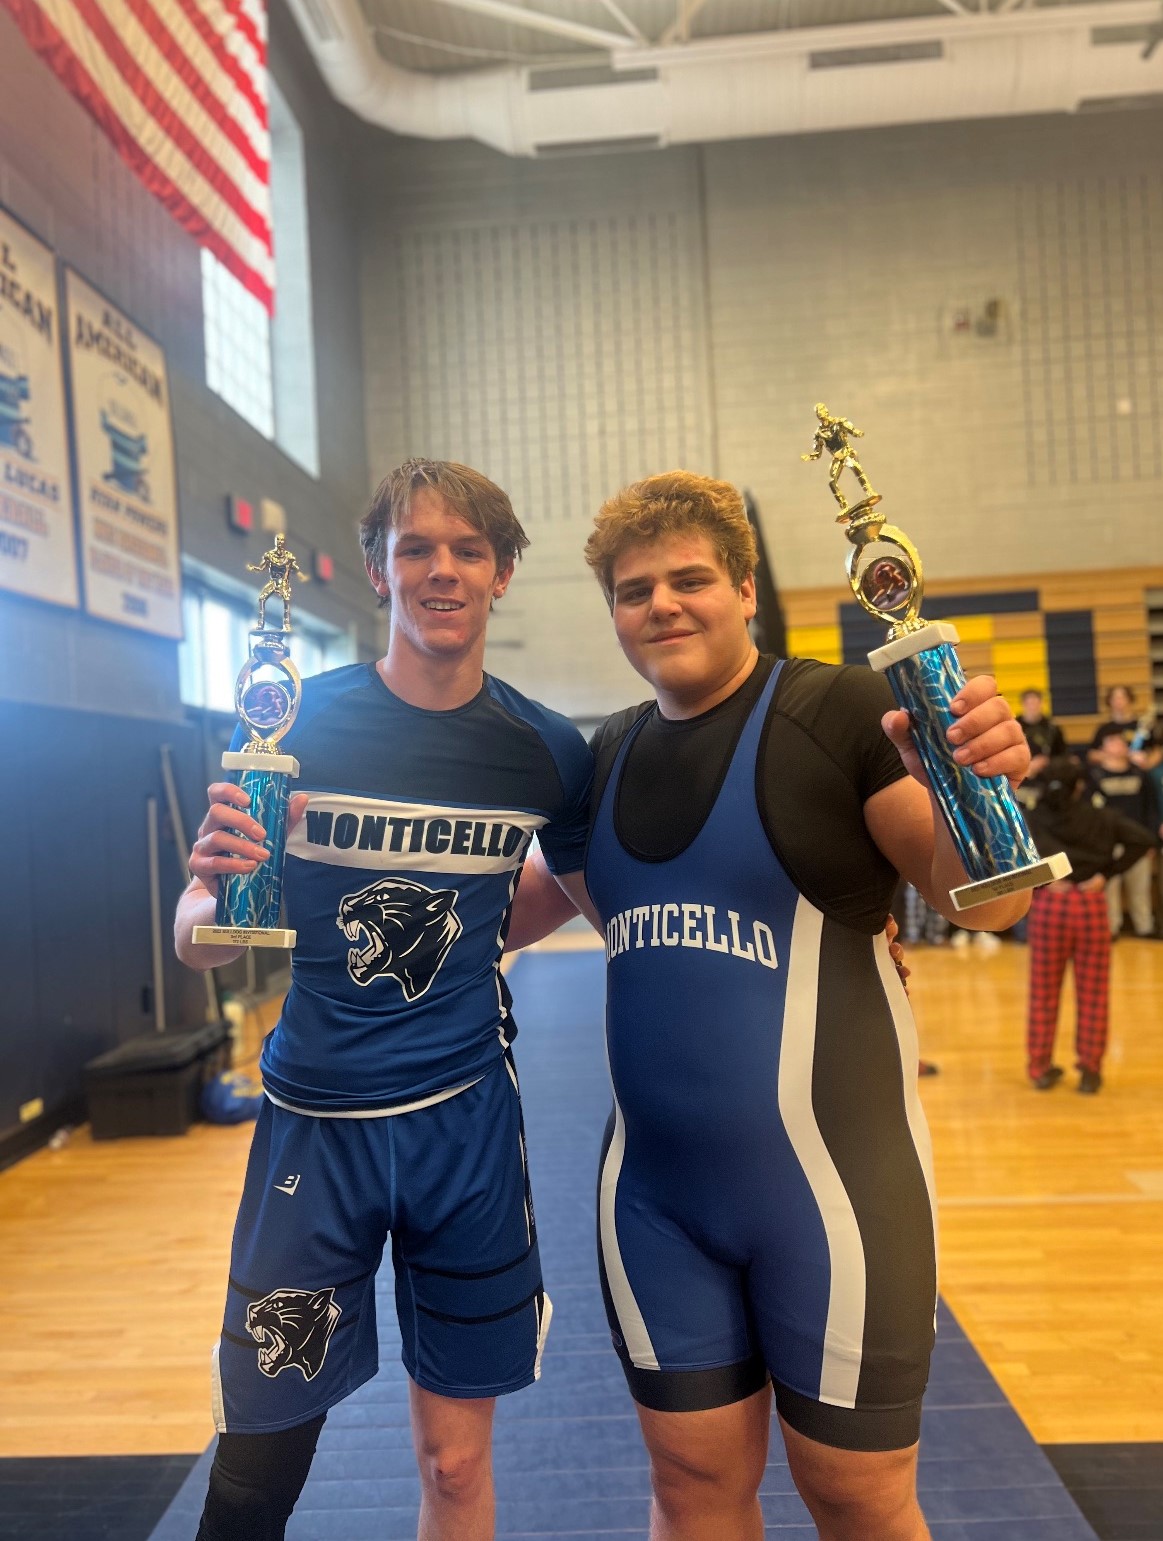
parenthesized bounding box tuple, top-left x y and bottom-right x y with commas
(0, 205, 79, 609)
(1, 0, 273, 310)
(65, 267, 182, 636)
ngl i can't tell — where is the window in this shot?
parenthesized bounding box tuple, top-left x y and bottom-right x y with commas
(201, 79, 319, 475)
(202, 247, 274, 440)
(267, 78, 319, 477)
(178, 579, 353, 712)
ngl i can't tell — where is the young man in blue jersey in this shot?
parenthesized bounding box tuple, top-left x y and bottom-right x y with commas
(176, 460, 595, 1541)
(509, 470, 1031, 1541)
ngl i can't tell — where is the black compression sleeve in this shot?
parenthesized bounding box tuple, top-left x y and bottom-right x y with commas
(196, 1415, 326, 1541)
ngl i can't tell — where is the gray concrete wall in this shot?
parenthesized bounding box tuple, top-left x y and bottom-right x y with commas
(357, 111, 1163, 717)
(357, 139, 716, 715)
(705, 113, 1163, 591)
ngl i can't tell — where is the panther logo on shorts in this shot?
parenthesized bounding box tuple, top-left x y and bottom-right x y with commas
(246, 1287, 342, 1381)
(337, 877, 462, 999)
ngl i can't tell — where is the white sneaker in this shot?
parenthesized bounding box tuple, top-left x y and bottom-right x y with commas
(973, 931, 1001, 955)
(950, 930, 970, 951)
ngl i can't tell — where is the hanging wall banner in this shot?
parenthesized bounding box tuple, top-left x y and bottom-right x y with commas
(65, 268, 181, 636)
(0, 207, 79, 608)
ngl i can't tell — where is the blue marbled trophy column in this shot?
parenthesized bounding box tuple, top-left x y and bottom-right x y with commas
(871, 622, 1071, 909)
(215, 760, 294, 934)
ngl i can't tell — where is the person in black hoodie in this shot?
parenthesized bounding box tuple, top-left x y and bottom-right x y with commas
(1088, 731, 1160, 938)
(1026, 758, 1155, 1094)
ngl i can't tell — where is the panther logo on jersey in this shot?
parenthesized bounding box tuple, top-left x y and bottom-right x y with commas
(246, 1286, 341, 1381)
(337, 877, 462, 999)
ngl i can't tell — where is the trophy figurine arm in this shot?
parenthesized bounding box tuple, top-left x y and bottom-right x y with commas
(801, 435, 824, 462)
(866, 675, 1033, 929)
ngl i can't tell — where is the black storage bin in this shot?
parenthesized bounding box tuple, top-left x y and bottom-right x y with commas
(84, 1022, 230, 1139)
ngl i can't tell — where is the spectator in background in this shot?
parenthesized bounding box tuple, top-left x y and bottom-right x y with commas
(1087, 685, 1162, 772)
(1088, 732, 1161, 938)
(1026, 758, 1155, 1094)
(1016, 688, 1067, 811)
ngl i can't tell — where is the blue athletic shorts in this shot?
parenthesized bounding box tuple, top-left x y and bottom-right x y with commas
(211, 1054, 550, 1433)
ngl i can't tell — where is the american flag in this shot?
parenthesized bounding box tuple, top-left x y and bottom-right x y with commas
(2, 0, 274, 310)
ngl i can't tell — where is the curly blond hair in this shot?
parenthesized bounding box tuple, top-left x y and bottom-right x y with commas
(584, 471, 757, 606)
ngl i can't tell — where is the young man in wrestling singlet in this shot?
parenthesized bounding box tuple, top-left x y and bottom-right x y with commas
(509, 470, 1031, 1541)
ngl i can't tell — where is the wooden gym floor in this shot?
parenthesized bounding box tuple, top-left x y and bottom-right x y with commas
(1, 936, 1160, 1518)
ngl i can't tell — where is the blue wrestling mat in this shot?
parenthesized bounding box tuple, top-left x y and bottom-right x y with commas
(151, 950, 1097, 1540)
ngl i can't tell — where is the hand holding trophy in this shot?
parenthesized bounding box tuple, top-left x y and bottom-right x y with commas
(191, 536, 307, 947)
(804, 405, 1071, 910)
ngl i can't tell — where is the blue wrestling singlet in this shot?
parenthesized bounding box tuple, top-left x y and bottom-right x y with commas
(584, 662, 939, 1451)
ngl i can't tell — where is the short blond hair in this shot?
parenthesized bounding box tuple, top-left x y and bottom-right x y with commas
(584, 470, 758, 606)
(361, 459, 529, 606)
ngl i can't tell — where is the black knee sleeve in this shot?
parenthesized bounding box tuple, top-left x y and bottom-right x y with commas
(195, 1414, 326, 1541)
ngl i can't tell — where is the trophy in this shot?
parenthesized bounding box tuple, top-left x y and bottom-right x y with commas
(803, 405, 1071, 910)
(192, 534, 306, 947)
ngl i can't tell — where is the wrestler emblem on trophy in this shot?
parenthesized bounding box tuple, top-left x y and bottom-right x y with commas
(802, 403, 878, 518)
(248, 533, 307, 632)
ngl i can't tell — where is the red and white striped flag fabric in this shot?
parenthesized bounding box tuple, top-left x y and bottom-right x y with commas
(2, 0, 274, 310)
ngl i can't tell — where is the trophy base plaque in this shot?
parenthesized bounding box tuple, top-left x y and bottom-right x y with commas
(950, 851, 1073, 912)
(191, 925, 297, 949)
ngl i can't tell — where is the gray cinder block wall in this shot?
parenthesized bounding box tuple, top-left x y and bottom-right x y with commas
(357, 111, 1163, 719)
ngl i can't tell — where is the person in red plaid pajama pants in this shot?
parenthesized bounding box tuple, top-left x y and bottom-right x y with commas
(1027, 758, 1154, 1094)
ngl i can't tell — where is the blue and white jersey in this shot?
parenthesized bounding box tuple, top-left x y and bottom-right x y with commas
(232, 664, 591, 1114)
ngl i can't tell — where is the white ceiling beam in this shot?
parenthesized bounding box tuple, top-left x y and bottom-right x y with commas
(373, 21, 530, 60)
(933, 0, 969, 15)
(592, 0, 648, 45)
(287, 0, 1163, 158)
(618, 0, 1163, 67)
(420, 0, 636, 52)
(658, 0, 710, 47)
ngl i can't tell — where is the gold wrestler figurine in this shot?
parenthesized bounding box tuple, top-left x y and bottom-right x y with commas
(248, 533, 307, 631)
(801, 403, 878, 517)
(803, 403, 924, 638)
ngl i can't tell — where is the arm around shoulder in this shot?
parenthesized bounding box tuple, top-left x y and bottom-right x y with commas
(505, 847, 584, 952)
